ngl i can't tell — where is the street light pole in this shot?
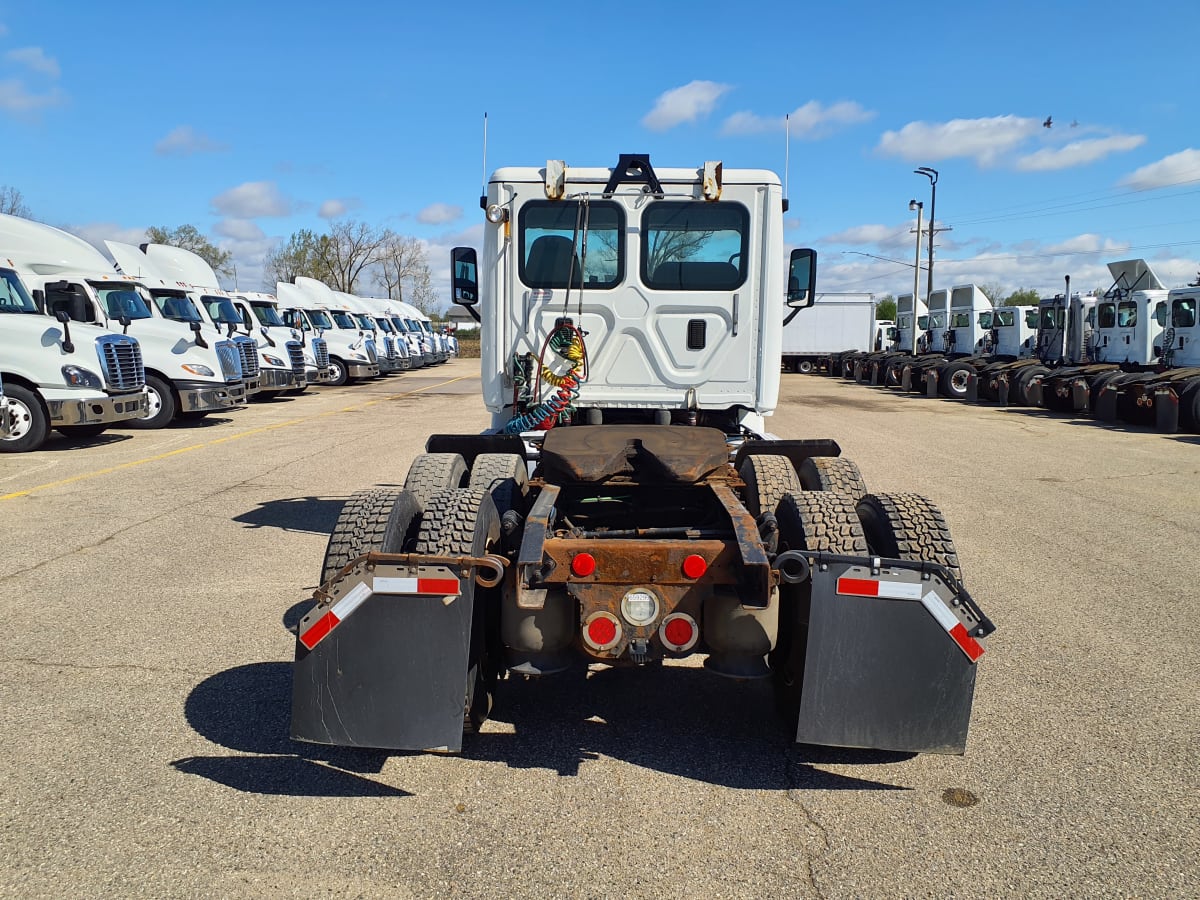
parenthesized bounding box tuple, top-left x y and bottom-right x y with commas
(915, 167, 938, 310)
(909, 199, 923, 354)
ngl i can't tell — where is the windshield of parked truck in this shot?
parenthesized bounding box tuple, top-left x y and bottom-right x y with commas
(0, 268, 38, 313)
(374, 317, 394, 333)
(151, 291, 203, 322)
(201, 296, 241, 325)
(251, 303, 285, 327)
(1173, 298, 1197, 328)
(421, 321, 434, 333)
(331, 311, 356, 329)
(92, 286, 152, 320)
(307, 309, 333, 329)
(519, 200, 623, 289)
(353, 314, 375, 330)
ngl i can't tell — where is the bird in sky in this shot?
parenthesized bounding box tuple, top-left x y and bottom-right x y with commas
(1043, 116, 1053, 128)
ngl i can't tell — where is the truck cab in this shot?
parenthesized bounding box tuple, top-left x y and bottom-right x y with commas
(292, 277, 380, 386)
(1, 261, 148, 451)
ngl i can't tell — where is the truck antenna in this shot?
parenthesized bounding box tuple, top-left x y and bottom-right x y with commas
(480, 112, 489, 210)
(783, 113, 790, 213)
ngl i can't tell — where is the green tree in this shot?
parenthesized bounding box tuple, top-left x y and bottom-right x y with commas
(874, 293, 896, 321)
(1003, 287, 1040, 306)
(263, 229, 329, 287)
(0, 185, 32, 218)
(145, 224, 233, 277)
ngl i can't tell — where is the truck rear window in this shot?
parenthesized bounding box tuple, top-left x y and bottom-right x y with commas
(641, 202, 749, 291)
(518, 201, 624, 289)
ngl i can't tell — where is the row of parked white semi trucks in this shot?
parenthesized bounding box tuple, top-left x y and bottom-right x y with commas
(816, 259, 1200, 433)
(0, 213, 455, 453)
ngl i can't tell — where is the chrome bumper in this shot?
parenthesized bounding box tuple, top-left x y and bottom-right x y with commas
(47, 391, 150, 426)
(178, 380, 248, 412)
(346, 362, 381, 378)
(259, 367, 296, 390)
(243, 375, 262, 397)
(305, 365, 331, 384)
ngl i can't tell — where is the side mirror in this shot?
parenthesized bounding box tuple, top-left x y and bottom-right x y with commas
(786, 248, 817, 309)
(54, 309, 71, 324)
(451, 247, 479, 306)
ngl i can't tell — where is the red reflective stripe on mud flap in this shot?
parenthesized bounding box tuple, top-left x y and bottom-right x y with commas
(836, 577, 880, 596)
(949, 622, 985, 662)
(417, 578, 461, 595)
(298, 611, 338, 650)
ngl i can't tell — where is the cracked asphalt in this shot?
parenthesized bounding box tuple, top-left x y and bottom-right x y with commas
(1, 360, 1197, 898)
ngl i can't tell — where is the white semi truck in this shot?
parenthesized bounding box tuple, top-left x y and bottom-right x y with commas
(779, 292, 876, 374)
(289, 277, 380, 385)
(1, 260, 148, 451)
(0, 214, 245, 429)
(332, 291, 405, 374)
(290, 155, 994, 756)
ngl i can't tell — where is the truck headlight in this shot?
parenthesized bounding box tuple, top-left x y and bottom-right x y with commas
(182, 364, 215, 376)
(61, 365, 103, 389)
(262, 354, 286, 367)
(350, 352, 367, 360)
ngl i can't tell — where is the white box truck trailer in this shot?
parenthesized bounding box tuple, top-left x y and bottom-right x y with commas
(780, 292, 876, 374)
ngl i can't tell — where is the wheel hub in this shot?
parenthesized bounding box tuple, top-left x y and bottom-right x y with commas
(4, 398, 32, 440)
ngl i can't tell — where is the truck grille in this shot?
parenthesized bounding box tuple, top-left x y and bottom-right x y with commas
(96, 335, 145, 391)
(286, 341, 305, 378)
(365, 340, 378, 364)
(216, 341, 243, 381)
(312, 337, 329, 369)
(234, 336, 260, 378)
(383, 335, 397, 360)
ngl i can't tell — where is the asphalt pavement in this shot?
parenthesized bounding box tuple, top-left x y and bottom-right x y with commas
(1, 360, 1196, 898)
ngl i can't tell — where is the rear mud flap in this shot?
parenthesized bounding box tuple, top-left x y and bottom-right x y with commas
(1155, 387, 1180, 433)
(1072, 380, 1090, 412)
(291, 566, 473, 752)
(1095, 384, 1120, 422)
(795, 563, 988, 755)
(965, 372, 978, 402)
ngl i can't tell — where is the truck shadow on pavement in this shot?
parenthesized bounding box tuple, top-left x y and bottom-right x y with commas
(233, 496, 351, 535)
(177, 661, 911, 797)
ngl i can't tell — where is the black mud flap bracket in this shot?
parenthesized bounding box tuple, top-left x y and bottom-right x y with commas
(1155, 386, 1180, 432)
(291, 554, 503, 752)
(794, 555, 994, 755)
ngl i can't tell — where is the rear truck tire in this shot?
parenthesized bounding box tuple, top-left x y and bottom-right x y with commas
(56, 423, 108, 439)
(413, 488, 502, 733)
(327, 357, 349, 387)
(771, 491, 868, 718)
(939, 361, 975, 399)
(404, 452, 469, 509)
(126, 374, 176, 429)
(319, 488, 422, 587)
(797, 359, 815, 374)
(738, 454, 802, 518)
(1, 384, 50, 453)
(797, 456, 869, 505)
(856, 492, 962, 585)
(468, 452, 530, 518)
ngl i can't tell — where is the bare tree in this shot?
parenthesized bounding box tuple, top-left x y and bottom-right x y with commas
(1, 185, 32, 218)
(316, 220, 386, 293)
(373, 231, 439, 312)
(263, 229, 329, 287)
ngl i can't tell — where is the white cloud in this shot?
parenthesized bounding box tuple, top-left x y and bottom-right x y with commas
(5, 46, 60, 78)
(213, 218, 266, 241)
(642, 80, 731, 132)
(723, 100, 874, 138)
(318, 197, 361, 219)
(0, 77, 64, 112)
(821, 223, 908, 246)
(417, 202, 463, 225)
(877, 115, 1041, 166)
(211, 181, 292, 218)
(1120, 148, 1200, 190)
(1016, 134, 1146, 171)
(1043, 233, 1129, 255)
(155, 125, 227, 156)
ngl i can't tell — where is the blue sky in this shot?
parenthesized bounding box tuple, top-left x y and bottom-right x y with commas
(3, 0, 1198, 305)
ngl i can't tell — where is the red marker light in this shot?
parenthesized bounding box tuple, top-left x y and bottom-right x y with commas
(682, 554, 707, 579)
(664, 617, 693, 647)
(586, 616, 616, 647)
(659, 613, 699, 652)
(571, 553, 597, 577)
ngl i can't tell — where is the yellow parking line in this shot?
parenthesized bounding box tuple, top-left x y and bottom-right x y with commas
(0, 375, 475, 502)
